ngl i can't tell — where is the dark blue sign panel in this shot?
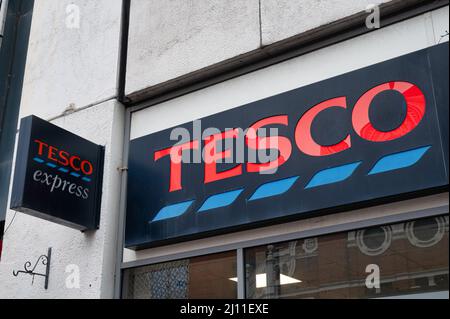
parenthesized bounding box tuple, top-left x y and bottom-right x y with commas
(126, 43, 449, 250)
(10, 116, 104, 231)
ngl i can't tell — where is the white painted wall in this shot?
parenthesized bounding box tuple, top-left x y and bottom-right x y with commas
(260, 0, 390, 45)
(126, 0, 261, 94)
(125, 0, 414, 96)
(19, 0, 122, 121)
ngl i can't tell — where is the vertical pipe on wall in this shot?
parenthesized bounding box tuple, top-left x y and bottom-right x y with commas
(114, 108, 131, 299)
(117, 0, 131, 104)
(114, 0, 132, 299)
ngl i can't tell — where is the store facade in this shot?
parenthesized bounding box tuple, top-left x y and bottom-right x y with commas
(0, 0, 449, 299)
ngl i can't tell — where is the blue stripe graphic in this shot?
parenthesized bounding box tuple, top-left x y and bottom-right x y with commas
(306, 162, 361, 189)
(151, 200, 195, 222)
(249, 176, 299, 201)
(198, 189, 244, 212)
(368, 146, 431, 175)
(148, 146, 431, 223)
(33, 157, 91, 182)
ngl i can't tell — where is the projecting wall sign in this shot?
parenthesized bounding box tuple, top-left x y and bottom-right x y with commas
(10, 116, 104, 231)
(126, 43, 449, 250)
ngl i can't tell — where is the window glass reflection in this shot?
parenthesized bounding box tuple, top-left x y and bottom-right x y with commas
(245, 215, 449, 299)
(124, 251, 237, 299)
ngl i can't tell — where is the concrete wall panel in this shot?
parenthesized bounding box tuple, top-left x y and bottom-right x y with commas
(125, 0, 261, 95)
(19, 0, 122, 120)
(260, 0, 391, 46)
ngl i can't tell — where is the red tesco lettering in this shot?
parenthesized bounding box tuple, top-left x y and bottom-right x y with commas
(154, 81, 426, 192)
(34, 140, 94, 176)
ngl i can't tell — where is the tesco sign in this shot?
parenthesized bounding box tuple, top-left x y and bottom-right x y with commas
(11, 116, 104, 231)
(125, 43, 449, 250)
(153, 81, 425, 192)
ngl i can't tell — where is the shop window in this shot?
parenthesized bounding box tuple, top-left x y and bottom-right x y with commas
(245, 215, 449, 299)
(123, 251, 237, 299)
